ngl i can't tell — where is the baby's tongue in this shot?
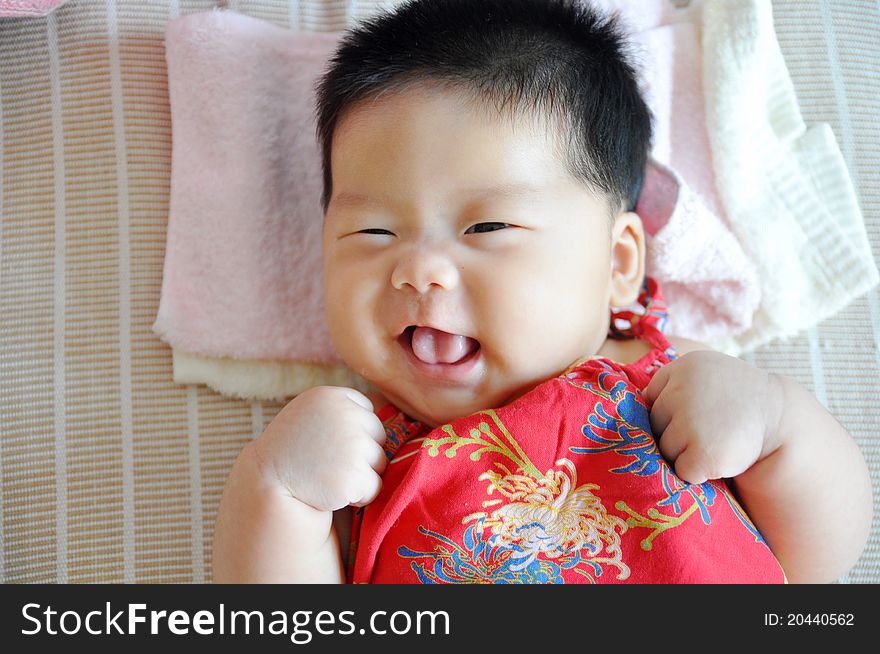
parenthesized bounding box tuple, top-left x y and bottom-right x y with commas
(411, 327, 477, 365)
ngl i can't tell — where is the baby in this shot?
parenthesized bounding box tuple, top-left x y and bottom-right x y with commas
(213, 0, 872, 583)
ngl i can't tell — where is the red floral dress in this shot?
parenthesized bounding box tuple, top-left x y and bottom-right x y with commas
(347, 277, 785, 584)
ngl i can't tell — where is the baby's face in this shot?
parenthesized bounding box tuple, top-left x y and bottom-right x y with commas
(323, 86, 621, 427)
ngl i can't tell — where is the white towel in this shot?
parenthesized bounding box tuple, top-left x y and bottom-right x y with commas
(701, 0, 879, 355)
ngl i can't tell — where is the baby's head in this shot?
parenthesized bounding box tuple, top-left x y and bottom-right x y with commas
(315, 0, 652, 427)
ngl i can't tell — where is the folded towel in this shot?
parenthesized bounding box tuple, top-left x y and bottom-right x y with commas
(0, 0, 68, 17)
(701, 0, 879, 354)
(153, 6, 761, 400)
(640, 160, 760, 342)
(627, 8, 762, 343)
(591, 0, 697, 33)
(153, 13, 367, 399)
(154, 15, 339, 365)
(171, 351, 370, 400)
(633, 18, 727, 224)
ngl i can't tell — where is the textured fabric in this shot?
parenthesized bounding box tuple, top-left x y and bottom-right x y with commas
(0, 0, 877, 584)
(0, 0, 69, 17)
(170, 349, 371, 401)
(154, 12, 344, 366)
(702, 0, 878, 355)
(349, 279, 785, 583)
(640, 159, 760, 343)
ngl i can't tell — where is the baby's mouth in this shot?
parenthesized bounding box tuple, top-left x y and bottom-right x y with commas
(399, 325, 480, 366)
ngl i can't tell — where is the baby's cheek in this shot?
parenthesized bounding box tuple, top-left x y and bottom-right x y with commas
(510, 294, 587, 350)
(324, 301, 375, 377)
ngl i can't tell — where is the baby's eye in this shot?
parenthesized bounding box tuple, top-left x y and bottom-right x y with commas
(465, 222, 511, 234)
(358, 228, 395, 236)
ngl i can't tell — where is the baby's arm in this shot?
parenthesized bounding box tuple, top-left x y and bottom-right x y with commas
(213, 440, 345, 582)
(212, 387, 388, 583)
(731, 372, 872, 583)
(647, 338, 873, 583)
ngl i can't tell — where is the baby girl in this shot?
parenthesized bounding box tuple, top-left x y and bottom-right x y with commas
(212, 0, 871, 583)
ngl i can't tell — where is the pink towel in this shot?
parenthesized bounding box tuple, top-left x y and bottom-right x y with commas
(639, 160, 759, 340)
(0, 0, 68, 17)
(153, 7, 759, 376)
(628, 11, 761, 341)
(154, 13, 341, 364)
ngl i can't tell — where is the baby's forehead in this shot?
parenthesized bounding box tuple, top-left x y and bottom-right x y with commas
(328, 85, 616, 218)
(338, 82, 558, 141)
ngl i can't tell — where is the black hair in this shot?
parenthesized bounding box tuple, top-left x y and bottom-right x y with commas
(314, 0, 652, 219)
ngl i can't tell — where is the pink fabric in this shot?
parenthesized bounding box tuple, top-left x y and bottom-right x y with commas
(0, 0, 67, 17)
(634, 23, 727, 222)
(153, 6, 760, 365)
(591, 0, 686, 33)
(154, 13, 342, 363)
(599, 1, 761, 341)
(639, 160, 759, 341)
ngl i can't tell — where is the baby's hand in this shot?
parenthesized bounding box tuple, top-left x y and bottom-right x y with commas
(642, 351, 784, 485)
(251, 386, 388, 512)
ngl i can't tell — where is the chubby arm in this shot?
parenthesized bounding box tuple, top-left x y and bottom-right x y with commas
(649, 337, 873, 583)
(212, 441, 344, 583)
(212, 386, 387, 584)
(732, 372, 872, 583)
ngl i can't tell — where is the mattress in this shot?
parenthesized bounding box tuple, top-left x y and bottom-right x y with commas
(0, 0, 877, 583)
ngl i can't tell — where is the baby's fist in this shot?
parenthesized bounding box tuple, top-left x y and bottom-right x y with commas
(252, 386, 389, 512)
(643, 351, 782, 485)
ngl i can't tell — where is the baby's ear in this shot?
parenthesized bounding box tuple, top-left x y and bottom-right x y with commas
(609, 211, 645, 307)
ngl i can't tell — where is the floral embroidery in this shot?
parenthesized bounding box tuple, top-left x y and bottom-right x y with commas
(465, 459, 629, 580)
(401, 411, 629, 583)
(398, 520, 567, 584)
(567, 367, 765, 547)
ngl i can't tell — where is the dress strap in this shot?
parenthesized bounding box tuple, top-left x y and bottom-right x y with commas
(607, 276, 671, 352)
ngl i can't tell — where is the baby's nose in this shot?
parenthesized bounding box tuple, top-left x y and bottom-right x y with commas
(391, 249, 460, 293)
